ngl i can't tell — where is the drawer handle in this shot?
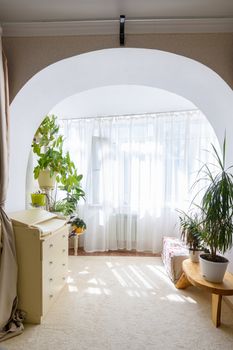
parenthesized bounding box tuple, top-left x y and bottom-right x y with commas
(49, 278, 53, 282)
(49, 261, 53, 265)
(62, 249, 66, 252)
(62, 277, 66, 280)
(62, 263, 66, 266)
(49, 244, 54, 248)
(49, 294, 53, 298)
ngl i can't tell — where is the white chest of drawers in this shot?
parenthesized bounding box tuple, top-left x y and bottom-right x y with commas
(10, 209, 68, 324)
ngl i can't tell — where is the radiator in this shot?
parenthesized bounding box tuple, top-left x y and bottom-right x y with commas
(114, 213, 137, 241)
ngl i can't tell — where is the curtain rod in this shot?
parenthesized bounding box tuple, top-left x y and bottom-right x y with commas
(58, 109, 200, 121)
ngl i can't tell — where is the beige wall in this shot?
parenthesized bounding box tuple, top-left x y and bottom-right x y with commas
(2, 32, 233, 101)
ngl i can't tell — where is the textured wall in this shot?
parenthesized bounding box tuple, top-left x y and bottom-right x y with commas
(2, 32, 233, 101)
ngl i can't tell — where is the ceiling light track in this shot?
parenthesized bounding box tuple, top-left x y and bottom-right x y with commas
(119, 15, 125, 46)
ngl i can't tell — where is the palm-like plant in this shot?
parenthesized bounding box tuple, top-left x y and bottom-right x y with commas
(178, 211, 203, 251)
(199, 137, 233, 262)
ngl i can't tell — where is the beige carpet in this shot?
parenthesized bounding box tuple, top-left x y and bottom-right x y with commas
(3, 256, 233, 350)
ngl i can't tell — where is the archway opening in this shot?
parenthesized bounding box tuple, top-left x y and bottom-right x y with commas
(8, 47, 233, 212)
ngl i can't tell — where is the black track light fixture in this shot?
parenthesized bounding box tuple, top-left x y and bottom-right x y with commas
(119, 15, 125, 46)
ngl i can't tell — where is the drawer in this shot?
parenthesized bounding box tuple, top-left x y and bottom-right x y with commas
(43, 271, 67, 315)
(43, 240, 68, 260)
(43, 257, 68, 280)
(43, 226, 68, 247)
(43, 229, 68, 260)
(44, 257, 67, 273)
(43, 247, 68, 276)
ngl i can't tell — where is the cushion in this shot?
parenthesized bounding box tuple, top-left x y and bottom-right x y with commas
(162, 236, 189, 283)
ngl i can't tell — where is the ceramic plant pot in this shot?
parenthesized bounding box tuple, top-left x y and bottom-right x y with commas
(199, 254, 229, 283)
(38, 170, 56, 189)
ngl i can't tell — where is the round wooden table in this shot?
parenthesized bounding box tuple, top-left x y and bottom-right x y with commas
(176, 259, 233, 327)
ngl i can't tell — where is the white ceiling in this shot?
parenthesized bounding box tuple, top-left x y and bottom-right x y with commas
(50, 85, 196, 119)
(0, 0, 233, 22)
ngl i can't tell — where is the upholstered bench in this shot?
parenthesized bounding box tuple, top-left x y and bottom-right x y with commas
(162, 236, 189, 283)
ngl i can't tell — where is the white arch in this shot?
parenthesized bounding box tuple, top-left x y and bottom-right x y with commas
(7, 48, 233, 212)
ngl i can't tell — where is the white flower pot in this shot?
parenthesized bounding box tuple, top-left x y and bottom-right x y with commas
(38, 170, 56, 189)
(199, 254, 229, 283)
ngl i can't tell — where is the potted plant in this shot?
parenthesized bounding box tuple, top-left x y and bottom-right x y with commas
(196, 137, 233, 282)
(57, 170, 85, 216)
(32, 114, 85, 217)
(31, 191, 46, 207)
(32, 115, 64, 189)
(68, 215, 87, 235)
(49, 161, 85, 216)
(178, 211, 204, 263)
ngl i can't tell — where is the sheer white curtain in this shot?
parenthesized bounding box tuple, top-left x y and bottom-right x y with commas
(60, 110, 219, 253)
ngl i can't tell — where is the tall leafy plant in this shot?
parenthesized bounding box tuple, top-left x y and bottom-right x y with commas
(32, 115, 64, 180)
(56, 153, 85, 215)
(197, 137, 233, 261)
(32, 115, 85, 215)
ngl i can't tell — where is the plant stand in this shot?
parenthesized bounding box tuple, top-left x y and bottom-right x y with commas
(73, 231, 85, 256)
(74, 235, 79, 256)
(38, 188, 53, 211)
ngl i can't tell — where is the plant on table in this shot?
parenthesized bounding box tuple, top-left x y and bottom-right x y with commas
(192, 136, 233, 282)
(178, 210, 204, 262)
(68, 215, 87, 237)
(199, 138, 233, 254)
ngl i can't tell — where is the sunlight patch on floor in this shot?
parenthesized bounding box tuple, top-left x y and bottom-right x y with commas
(183, 296, 197, 304)
(67, 276, 74, 283)
(88, 278, 98, 285)
(128, 265, 153, 289)
(67, 257, 200, 302)
(68, 285, 78, 293)
(85, 287, 111, 295)
(147, 264, 174, 286)
(111, 268, 128, 287)
(79, 270, 90, 275)
(121, 268, 141, 288)
(126, 289, 142, 297)
(86, 287, 102, 295)
(160, 293, 197, 304)
(165, 294, 186, 303)
(98, 278, 106, 286)
(106, 261, 113, 268)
